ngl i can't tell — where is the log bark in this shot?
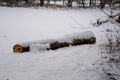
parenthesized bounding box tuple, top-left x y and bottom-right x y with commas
(50, 41, 70, 50)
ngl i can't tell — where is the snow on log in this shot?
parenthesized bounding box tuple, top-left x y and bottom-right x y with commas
(30, 44, 50, 53)
(13, 39, 55, 53)
(13, 31, 96, 53)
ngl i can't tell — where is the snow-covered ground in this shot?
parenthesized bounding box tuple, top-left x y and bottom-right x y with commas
(0, 7, 120, 80)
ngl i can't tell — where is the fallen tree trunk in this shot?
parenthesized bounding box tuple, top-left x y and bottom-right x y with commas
(13, 31, 96, 53)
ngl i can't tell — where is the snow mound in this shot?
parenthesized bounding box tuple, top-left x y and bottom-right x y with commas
(30, 43, 50, 53)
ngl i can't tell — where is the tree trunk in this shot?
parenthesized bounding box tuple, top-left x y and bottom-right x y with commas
(0, 0, 3, 6)
(67, 0, 72, 7)
(81, 0, 85, 7)
(77, 0, 81, 7)
(100, 0, 105, 8)
(40, 0, 44, 6)
(62, 0, 65, 6)
(54, 0, 56, 5)
(7, 0, 14, 7)
(47, 0, 50, 5)
(89, 0, 92, 6)
(24, 0, 29, 3)
(93, 0, 97, 7)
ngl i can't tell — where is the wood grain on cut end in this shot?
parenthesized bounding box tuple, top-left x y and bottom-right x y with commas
(13, 44, 29, 53)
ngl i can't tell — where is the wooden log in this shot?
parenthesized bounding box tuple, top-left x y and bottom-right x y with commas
(13, 31, 96, 53)
(13, 39, 55, 53)
(13, 44, 29, 53)
(49, 31, 96, 50)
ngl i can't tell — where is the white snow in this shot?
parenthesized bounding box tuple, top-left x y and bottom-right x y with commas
(0, 7, 120, 80)
(30, 43, 50, 52)
(57, 31, 95, 43)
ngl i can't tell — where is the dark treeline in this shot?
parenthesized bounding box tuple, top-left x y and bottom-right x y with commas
(0, 0, 120, 8)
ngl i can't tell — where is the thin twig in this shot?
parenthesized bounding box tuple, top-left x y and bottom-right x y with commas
(70, 16, 85, 28)
(101, 9, 120, 19)
(101, 9, 113, 18)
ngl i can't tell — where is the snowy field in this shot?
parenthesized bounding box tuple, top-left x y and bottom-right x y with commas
(0, 7, 120, 80)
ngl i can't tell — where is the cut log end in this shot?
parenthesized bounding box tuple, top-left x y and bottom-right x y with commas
(13, 45, 23, 53)
(13, 44, 29, 53)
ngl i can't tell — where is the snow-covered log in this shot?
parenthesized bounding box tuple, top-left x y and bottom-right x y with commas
(13, 31, 96, 53)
